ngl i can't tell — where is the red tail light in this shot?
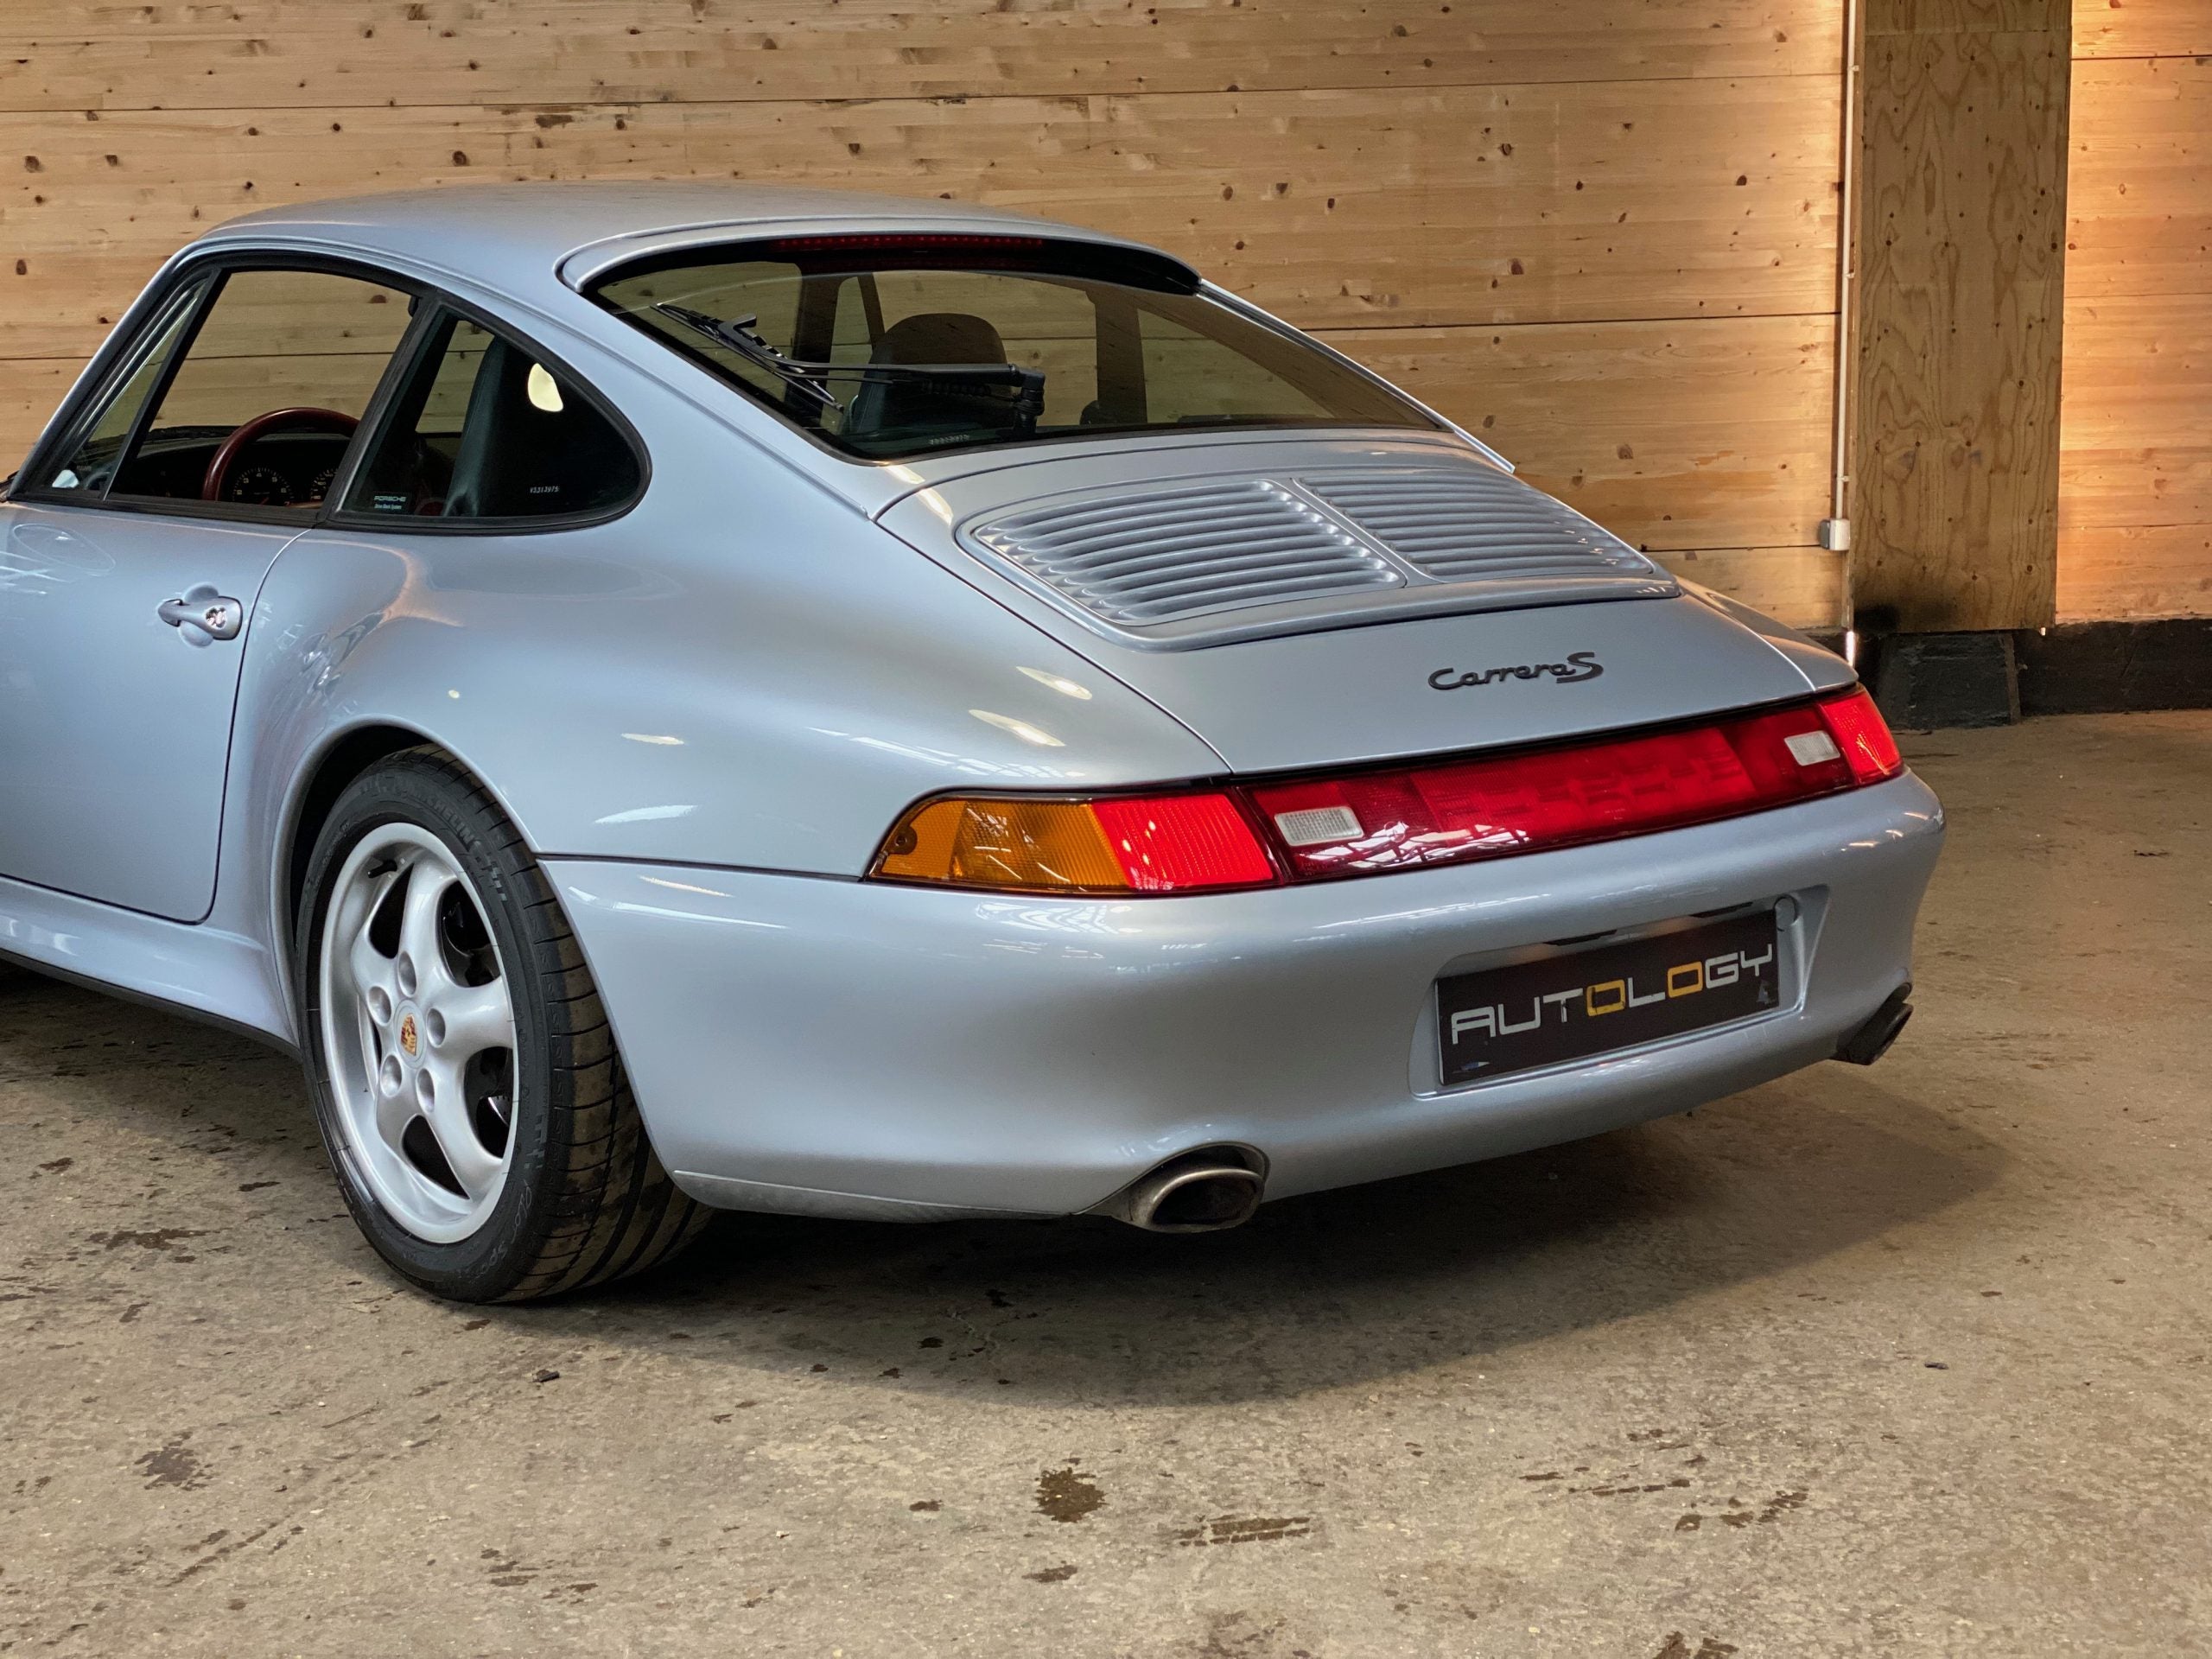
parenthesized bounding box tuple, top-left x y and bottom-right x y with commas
(1818, 687, 1904, 784)
(1246, 689, 1904, 882)
(1089, 794, 1278, 891)
(871, 690, 1902, 895)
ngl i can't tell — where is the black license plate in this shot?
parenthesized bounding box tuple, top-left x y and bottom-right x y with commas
(1436, 910, 1781, 1087)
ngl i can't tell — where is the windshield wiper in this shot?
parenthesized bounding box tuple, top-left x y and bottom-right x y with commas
(655, 302, 843, 410)
(652, 302, 1046, 420)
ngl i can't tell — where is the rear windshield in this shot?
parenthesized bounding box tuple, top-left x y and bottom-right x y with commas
(588, 236, 1440, 461)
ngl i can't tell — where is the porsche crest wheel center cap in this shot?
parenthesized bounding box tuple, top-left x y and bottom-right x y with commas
(397, 1010, 420, 1059)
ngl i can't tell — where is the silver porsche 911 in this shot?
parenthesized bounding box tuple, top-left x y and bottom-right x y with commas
(0, 183, 1942, 1301)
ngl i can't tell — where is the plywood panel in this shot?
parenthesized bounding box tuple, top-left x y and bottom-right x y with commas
(2056, 523, 2212, 618)
(1, 0, 1840, 111)
(1653, 545, 1847, 628)
(1332, 312, 1834, 552)
(2065, 56, 2212, 302)
(1852, 8, 2069, 632)
(0, 79, 1840, 362)
(0, 361, 83, 479)
(2056, 20, 2212, 618)
(2059, 292, 2212, 530)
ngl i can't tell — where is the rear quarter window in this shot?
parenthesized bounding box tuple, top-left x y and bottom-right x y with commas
(344, 308, 641, 524)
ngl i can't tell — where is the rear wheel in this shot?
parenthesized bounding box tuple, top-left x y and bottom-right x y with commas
(296, 748, 707, 1301)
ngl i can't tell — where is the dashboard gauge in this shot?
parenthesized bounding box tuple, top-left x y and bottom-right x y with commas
(307, 466, 339, 504)
(228, 465, 292, 505)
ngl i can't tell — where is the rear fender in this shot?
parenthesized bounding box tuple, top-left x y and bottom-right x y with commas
(213, 422, 1222, 1028)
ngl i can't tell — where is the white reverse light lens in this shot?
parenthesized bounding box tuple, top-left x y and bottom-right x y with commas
(1784, 730, 1843, 767)
(1273, 804, 1364, 847)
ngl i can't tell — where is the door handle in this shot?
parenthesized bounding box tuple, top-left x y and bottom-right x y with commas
(157, 588, 244, 642)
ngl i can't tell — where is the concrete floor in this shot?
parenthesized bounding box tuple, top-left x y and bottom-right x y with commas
(2, 712, 2207, 1656)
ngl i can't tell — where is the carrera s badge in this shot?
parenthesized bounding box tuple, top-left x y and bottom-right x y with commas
(1428, 651, 1602, 691)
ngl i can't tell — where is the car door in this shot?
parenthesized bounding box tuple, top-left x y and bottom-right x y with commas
(0, 259, 417, 923)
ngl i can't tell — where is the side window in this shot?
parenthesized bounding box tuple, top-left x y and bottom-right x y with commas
(111, 267, 414, 508)
(40, 279, 211, 495)
(345, 309, 640, 522)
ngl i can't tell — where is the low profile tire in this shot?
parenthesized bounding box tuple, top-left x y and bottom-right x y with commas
(295, 747, 708, 1302)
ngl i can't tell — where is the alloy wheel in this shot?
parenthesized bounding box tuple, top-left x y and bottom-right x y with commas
(318, 825, 519, 1243)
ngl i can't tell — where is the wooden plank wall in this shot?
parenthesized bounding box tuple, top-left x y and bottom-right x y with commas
(2063, 0, 2212, 620)
(0, 1, 1847, 626)
(1850, 0, 2071, 635)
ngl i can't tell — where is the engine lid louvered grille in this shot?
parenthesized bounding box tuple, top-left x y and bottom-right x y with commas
(1298, 467, 1655, 583)
(957, 459, 1675, 647)
(969, 480, 1400, 625)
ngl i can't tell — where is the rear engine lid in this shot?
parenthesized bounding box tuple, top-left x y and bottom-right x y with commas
(879, 438, 1845, 773)
(1051, 594, 1847, 773)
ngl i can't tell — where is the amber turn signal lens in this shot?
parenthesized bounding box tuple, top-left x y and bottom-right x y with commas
(872, 793, 1278, 895)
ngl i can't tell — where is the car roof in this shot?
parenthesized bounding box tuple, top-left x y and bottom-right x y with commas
(195, 181, 1181, 298)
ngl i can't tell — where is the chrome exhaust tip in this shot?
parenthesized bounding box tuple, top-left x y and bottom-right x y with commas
(1091, 1148, 1266, 1233)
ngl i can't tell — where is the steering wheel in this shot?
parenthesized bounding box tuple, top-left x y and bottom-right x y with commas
(200, 407, 358, 504)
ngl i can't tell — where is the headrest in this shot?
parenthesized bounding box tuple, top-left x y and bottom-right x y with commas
(872, 312, 1007, 366)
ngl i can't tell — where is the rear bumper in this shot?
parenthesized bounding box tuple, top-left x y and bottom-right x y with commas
(550, 772, 1943, 1220)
